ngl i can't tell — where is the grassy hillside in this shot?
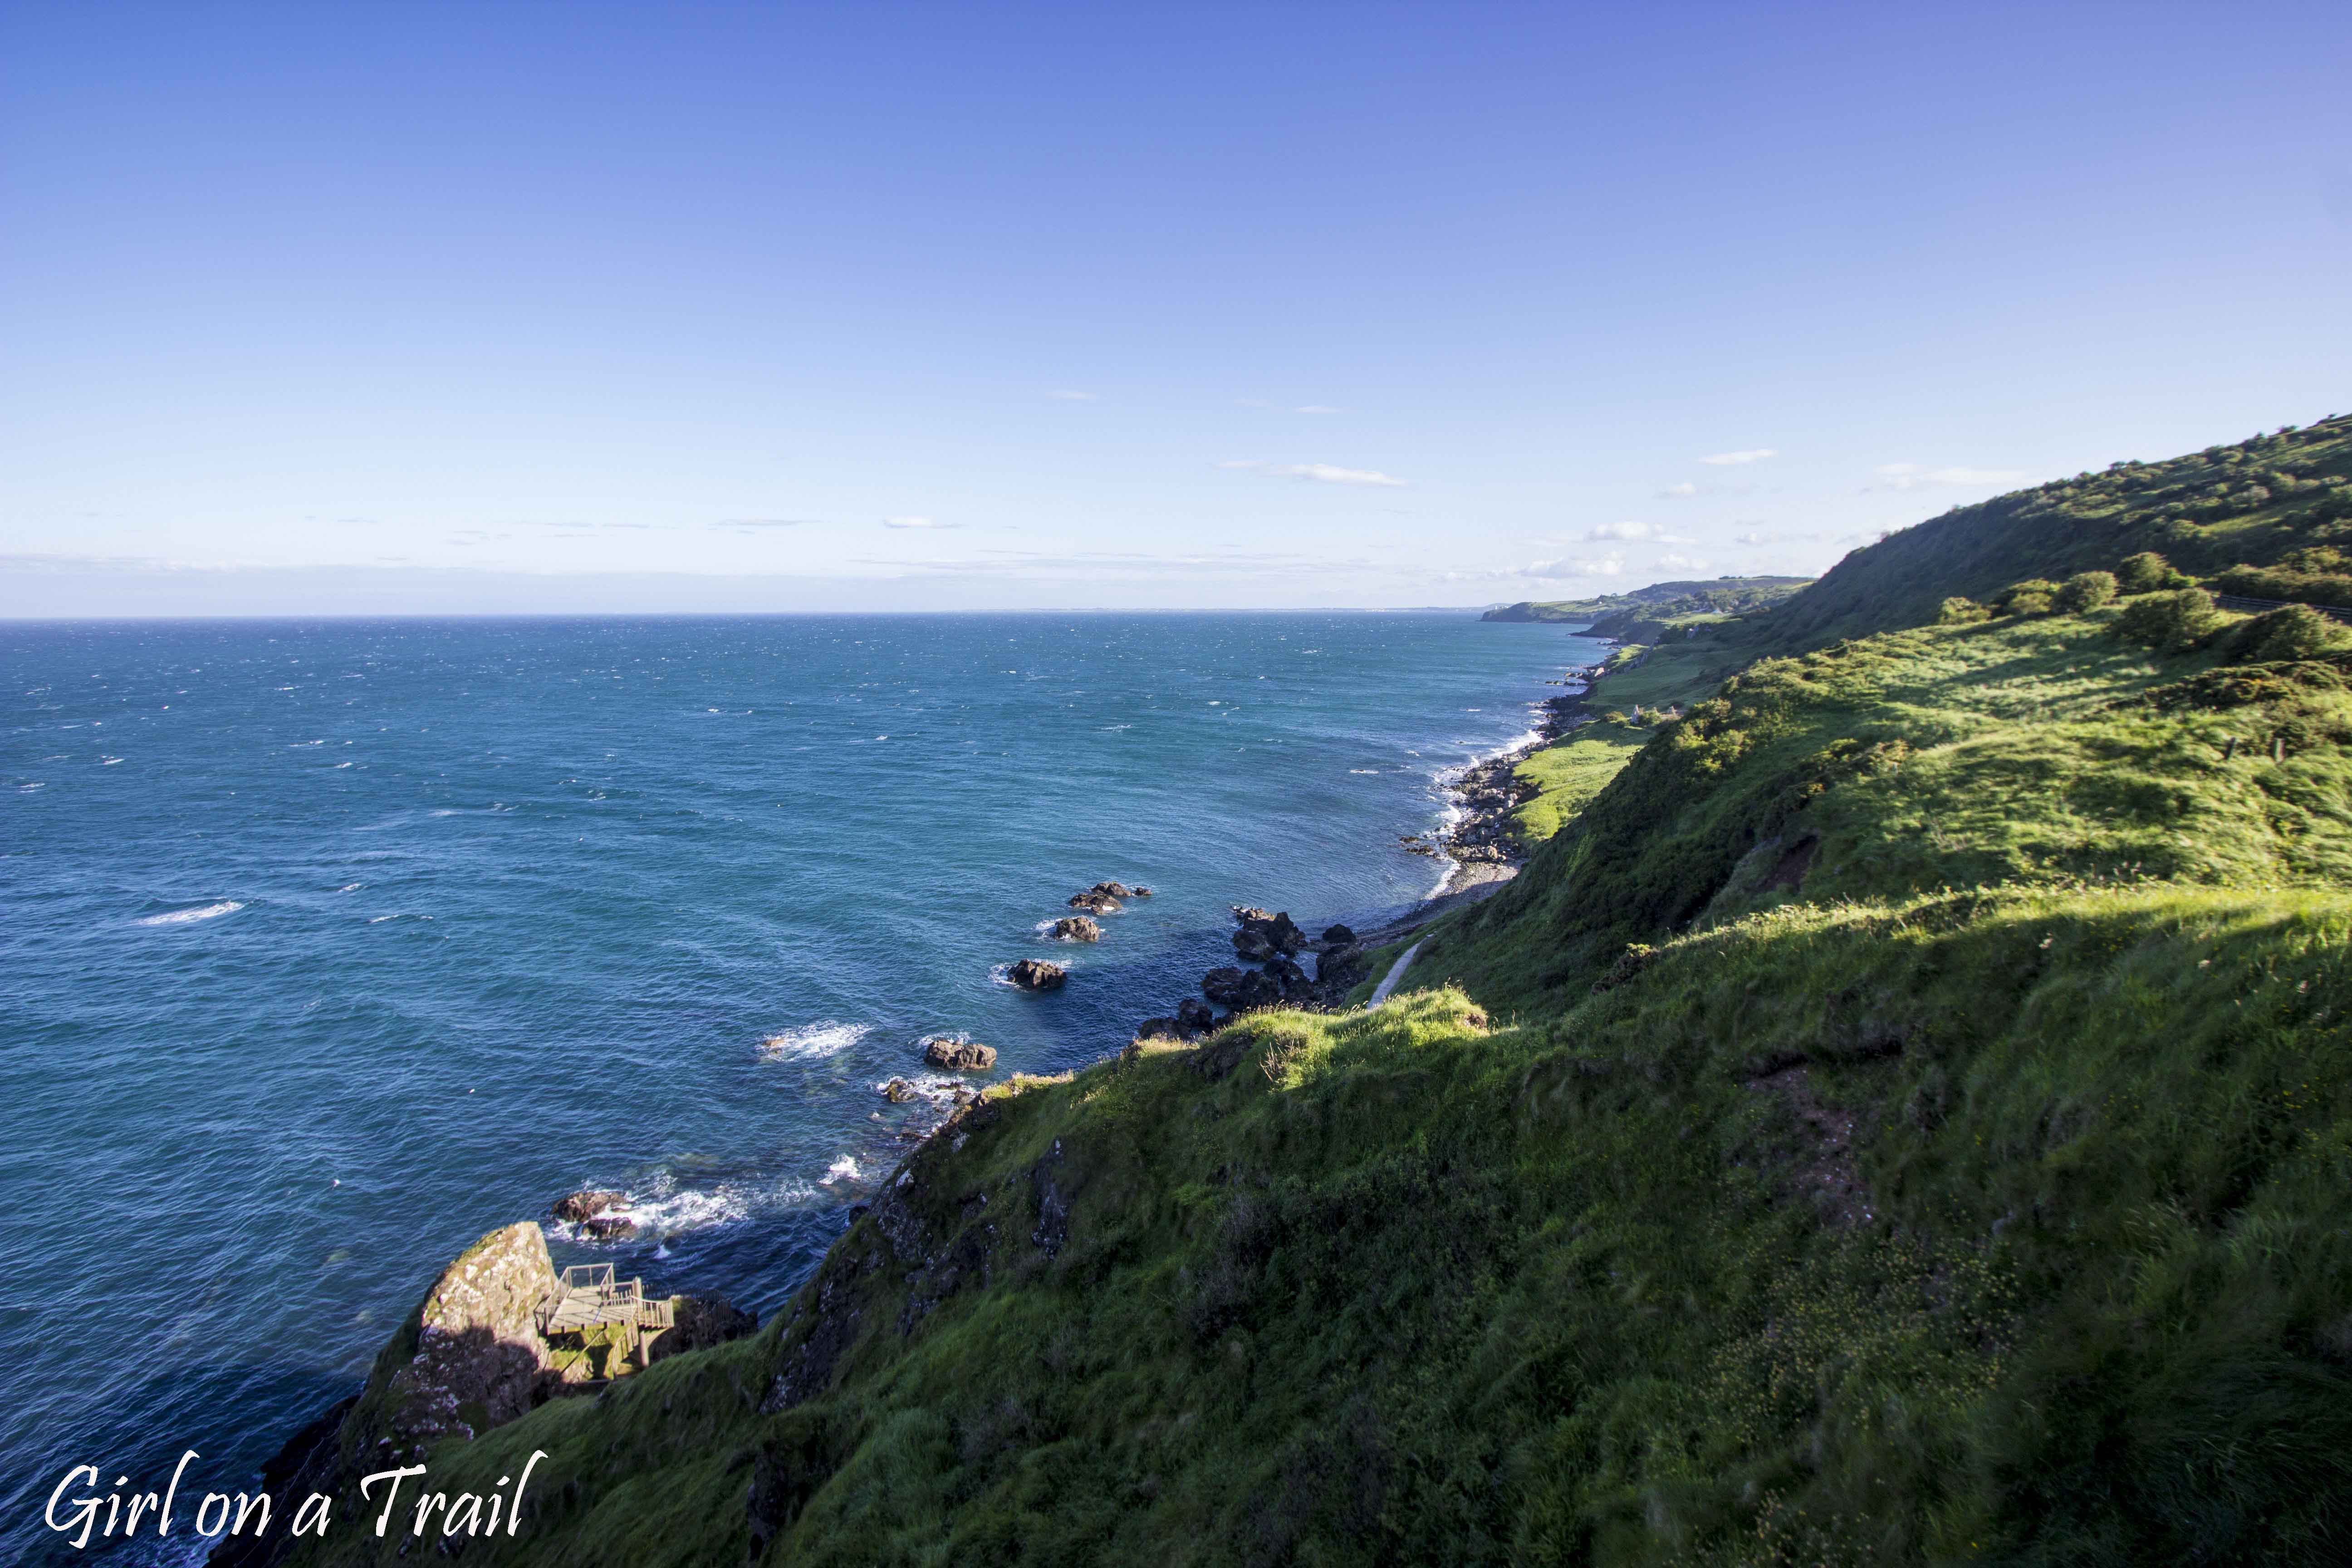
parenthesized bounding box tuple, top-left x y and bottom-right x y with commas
(283, 416, 2352, 1567)
(1482, 576, 1814, 627)
(1765, 413, 2352, 649)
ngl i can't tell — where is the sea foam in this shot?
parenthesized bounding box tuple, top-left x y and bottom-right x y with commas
(135, 901, 244, 926)
(758, 1020, 873, 1061)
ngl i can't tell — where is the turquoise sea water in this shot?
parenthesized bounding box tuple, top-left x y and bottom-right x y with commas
(0, 611, 1598, 1560)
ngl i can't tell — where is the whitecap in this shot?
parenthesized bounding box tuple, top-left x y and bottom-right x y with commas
(137, 901, 244, 926)
(100, 756, 124, 765)
(757, 1020, 873, 1061)
(336, 883, 363, 892)
(822, 1155, 862, 1185)
(1349, 769, 1379, 774)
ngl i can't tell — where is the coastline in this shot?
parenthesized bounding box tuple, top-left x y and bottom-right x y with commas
(207, 624, 1606, 1552)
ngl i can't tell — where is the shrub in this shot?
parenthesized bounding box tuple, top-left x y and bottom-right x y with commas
(2056, 571, 2119, 612)
(1993, 578, 2061, 613)
(2006, 591, 2056, 617)
(2114, 587, 2220, 652)
(2216, 603, 2352, 664)
(1938, 596, 1990, 625)
(2117, 553, 2171, 593)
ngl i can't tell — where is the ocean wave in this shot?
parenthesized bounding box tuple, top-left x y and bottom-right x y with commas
(758, 1020, 873, 1062)
(136, 901, 244, 926)
(549, 1172, 823, 1245)
(822, 1155, 862, 1185)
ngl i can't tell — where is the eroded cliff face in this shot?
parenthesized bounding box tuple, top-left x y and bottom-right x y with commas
(374, 1221, 567, 1457)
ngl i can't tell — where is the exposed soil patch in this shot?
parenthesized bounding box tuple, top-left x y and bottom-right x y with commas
(1759, 834, 1819, 894)
(1746, 1060, 1876, 1228)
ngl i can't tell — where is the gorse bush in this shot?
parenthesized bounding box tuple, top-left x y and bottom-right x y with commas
(2116, 585, 2220, 651)
(2056, 568, 2118, 611)
(2217, 602, 2352, 664)
(2117, 550, 2174, 593)
(1937, 595, 1989, 624)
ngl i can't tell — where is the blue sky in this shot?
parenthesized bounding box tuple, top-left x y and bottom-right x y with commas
(3, 2, 2347, 615)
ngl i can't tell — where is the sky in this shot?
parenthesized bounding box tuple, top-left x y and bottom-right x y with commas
(2, 1, 2348, 617)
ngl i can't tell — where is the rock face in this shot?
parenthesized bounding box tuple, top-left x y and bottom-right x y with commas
(1322, 923, 1357, 946)
(882, 1078, 920, 1102)
(1232, 906, 1307, 956)
(1202, 966, 1249, 1005)
(1051, 915, 1102, 942)
(647, 1293, 757, 1362)
(1008, 959, 1068, 992)
(1176, 997, 1217, 1033)
(1068, 890, 1122, 913)
(924, 1037, 999, 1071)
(371, 1222, 568, 1461)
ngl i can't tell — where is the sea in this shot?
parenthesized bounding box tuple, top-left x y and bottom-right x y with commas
(0, 610, 1602, 1561)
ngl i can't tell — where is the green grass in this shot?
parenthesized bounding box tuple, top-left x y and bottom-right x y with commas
(287, 416, 2352, 1566)
(1513, 720, 1647, 842)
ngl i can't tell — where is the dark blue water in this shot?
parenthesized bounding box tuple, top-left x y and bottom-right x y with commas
(0, 611, 1596, 1559)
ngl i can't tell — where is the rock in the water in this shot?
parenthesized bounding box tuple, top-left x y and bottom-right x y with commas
(1176, 997, 1216, 1032)
(1088, 880, 1133, 898)
(1051, 915, 1102, 942)
(925, 1037, 999, 1071)
(1068, 890, 1122, 913)
(552, 1189, 628, 1223)
(1233, 969, 1284, 1010)
(882, 1078, 920, 1103)
(1008, 958, 1068, 992)
(1129, 885, 1154, 897)
(648, 1293, 757, 1362)
(1232, 927, 1278, 962)
(1266, 954, 1312, 1000)
(1135, 1016, 1186, 1042)
(1231, 905, 1307, 955)
(1322, 923, 1357, 946)
(1202, 966, 1250, 1005)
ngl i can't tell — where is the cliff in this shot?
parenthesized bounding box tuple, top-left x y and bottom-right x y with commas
(280, 414, 2352, 1564)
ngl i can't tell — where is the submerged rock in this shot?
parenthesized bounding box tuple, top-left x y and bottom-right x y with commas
(1008, 959, 1068, 992)
(925, 1037, 999, 1071)
(882, 1078, 921, 1103)
(1051, 915, 1102, 942)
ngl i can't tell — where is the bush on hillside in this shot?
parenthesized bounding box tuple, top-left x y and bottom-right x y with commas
(2216, 603, 2352, 664)
(2117, 554, 2164, 597)
(2115, 586, 2220, 652)
(1994, 578, 2061, 614)
(2006, 591, 2056, 617)
(1938, 596, 1990, 624)
(2217, 547, 2352, 611)
(2056, 570, 2119, 612)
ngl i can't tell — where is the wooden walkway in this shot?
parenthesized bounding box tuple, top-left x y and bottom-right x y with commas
(538, 1264, 673, 1375)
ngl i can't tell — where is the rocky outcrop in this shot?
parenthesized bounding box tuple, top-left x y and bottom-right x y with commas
(1202, 966, 1249, 1005)
(359, 1222, 569, 1465)
(1051, 915, 1102, 942)
(1068, 890, 1122, 913)
(882, 1078, 920, 1102)
(1322, 923, 1357, 946)
(1008, 959, 1068, 992)
(1087, 880, 1150, 899)
(552, 1189, 636, 1239)
(1232, 906, 1307, 956)
(648, 1293, 757, 1361)
(1176, 997, 1216, 1033)
(925, 1037, 999, 1071)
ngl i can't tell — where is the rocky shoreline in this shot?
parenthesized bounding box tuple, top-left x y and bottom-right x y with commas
(215, 647, 1608, 1563)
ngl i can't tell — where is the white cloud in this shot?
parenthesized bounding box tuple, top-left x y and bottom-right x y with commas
(883, 516, 959, 529)
(1219, 460, 1408, 487)
(1509, 552, 1625, 580)
(1048, 389, 1097, 402)
(1701, 448, 1777, 466)
(1657, 482, 1699, 498)
(1656, 552, 1711, 572)
(1871, 462, 2033, 491)
(1587, 520, 1656, 541)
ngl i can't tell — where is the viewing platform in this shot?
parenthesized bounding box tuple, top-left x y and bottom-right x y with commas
(536, 1262, 674, 1377)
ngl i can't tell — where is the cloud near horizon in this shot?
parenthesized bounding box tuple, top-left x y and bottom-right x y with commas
(1505, 552, 1625, 580)
(884, 516, 959, 529)
(1218, 460, 1407, 487)
(1587, 520, 1656, 541)
(1871, 462, 2033, 491)
(1701, 448, 1777, 466)
(1657, 482, 1699, 498)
